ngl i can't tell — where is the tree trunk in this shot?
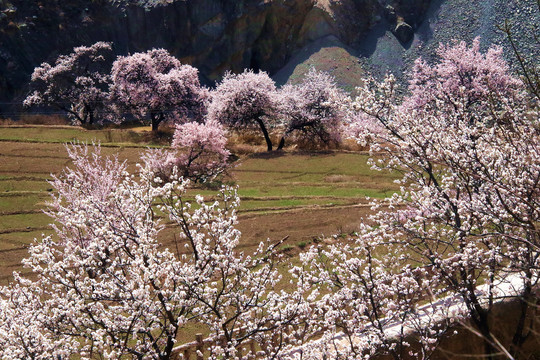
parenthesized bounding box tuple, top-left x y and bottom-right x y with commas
(473, 311, 499, 360)
(277, 128, 294, 150)
(277, 136, 285, 150)
(152, 120, 159, 133)
(256, 117, 272, 151)
(482, 334, 499, 360)
(87, 105, 94, 126)
(152, 113, 163, 133)
(510, 275, 534, 358)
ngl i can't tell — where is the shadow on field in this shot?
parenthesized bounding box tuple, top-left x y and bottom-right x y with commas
(247, 151, 288, 160)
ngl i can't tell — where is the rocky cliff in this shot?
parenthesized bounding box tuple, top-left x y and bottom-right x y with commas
(0, 0, 431, 114)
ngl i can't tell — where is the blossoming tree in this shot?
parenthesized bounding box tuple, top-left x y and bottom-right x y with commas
(208, 70, 278, 151)
(277, 69, 349, 149)
(142, 119, 231, 184)
(0, 144, 308, 359)
(110, 49, 208, 132)
(24, 42, 113, 126)
(302, 39, 539, 359)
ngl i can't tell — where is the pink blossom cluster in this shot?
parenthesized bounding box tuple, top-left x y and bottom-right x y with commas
(277, 68, 350, 148)
(25, 45, 208, 132)
(24, 42, 113, 126)
(26, 43, 352, 149)
(207, 68, 352, 151)
(110, 49, 208, 132)
(143, 120, 231, 184)
(208, 69, 278, 151)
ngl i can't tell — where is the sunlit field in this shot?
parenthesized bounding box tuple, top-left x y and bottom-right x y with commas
(0, 125, 399, 284)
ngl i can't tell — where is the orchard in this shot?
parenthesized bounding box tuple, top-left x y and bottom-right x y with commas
(4, 37, 539, 359)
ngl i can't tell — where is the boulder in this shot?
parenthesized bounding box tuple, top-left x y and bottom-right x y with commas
(393, 19, 414, 43)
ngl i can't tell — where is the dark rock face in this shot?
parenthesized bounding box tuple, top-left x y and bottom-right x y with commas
(393, 0, 432, 27)
(0, 0, 431, 114)
(394, 18, 414, 43)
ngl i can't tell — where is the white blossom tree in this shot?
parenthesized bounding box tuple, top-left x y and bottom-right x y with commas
(297, 39, 540, 360)
(0, 144, 308, 359)
(295, 242, 453, 360)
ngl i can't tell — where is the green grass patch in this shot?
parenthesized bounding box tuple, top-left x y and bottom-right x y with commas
(297, 241, 308, 249)
(0, 194, 48, 213)
(0, 126, 145, 145)
(237, 153, 375, 175)
(0, 229, 53, 244)
(240, 198, 353, 211)
(0, 229, 54, 252)
(238, 185, 393, 199)
(0, 179, 52, 193)
(0, 154, 69, 175)
(0, 213, 51, 231)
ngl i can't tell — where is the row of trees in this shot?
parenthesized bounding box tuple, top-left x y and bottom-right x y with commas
(25, 43, 348, 151)
(4, 39, 538, 359)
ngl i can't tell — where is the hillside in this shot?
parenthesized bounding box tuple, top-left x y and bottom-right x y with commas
(0, 0, 429, 114)
(277, 0, 539, 90)
(1, 0, 537, 117)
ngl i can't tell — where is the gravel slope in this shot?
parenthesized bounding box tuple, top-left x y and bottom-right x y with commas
(277, 0, 539, 88)
(358, 0, 539, 82)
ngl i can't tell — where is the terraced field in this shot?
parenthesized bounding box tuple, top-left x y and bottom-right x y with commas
(0, 125, 399, 284)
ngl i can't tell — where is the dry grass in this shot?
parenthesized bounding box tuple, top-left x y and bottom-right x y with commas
(226, 129, 284, 154)
(324, 174, 357, 183)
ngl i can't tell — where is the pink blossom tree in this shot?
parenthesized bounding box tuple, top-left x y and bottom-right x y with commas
(277, 69, 349, 149)
(319, 38, 540, 359)
(0, 144, 307, 359)
(208, 70, 278, 152)
(24, 42, 113, 126)
(110, 49, 208, 133)
(142, 119, 231, 184)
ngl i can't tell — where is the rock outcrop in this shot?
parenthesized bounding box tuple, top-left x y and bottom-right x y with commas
(394, 17, 414, 43)
(0, 0, 432, 114)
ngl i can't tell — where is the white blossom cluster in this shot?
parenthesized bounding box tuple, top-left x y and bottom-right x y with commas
(331, 38, 540, 358)
(0, 144, 309, 359)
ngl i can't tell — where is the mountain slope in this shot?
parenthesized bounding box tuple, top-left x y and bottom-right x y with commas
(0, 0, 432, 115)
(276, 0, 538, 90)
